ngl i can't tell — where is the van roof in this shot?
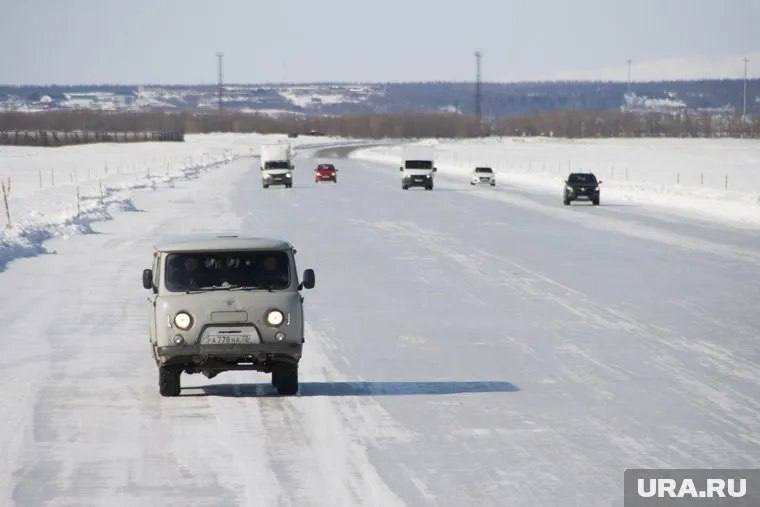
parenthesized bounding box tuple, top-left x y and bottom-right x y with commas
(156, 236, 292, 252)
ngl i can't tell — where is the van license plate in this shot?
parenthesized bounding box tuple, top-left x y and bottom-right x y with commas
(202, 334, 253, 345)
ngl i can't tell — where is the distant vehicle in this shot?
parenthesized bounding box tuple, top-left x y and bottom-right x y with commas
(564, 172, 601, 205)
(260, 144, 293, 189)
(287, 132, 299, 138)
(470, 167, 495, 186)
(143, 236, 316, 397)
(314, 163, 337, 183)
(400, 145, 437, 190)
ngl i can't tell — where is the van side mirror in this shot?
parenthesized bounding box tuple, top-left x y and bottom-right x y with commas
(598, 180, 603, 184)
(433, 167, 438, 172)
(301, 269, 315, 290)
(142, 269, 153, 290)
(399, 167, 403, 172)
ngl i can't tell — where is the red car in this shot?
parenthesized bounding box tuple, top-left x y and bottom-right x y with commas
(314, 163, 338, 183)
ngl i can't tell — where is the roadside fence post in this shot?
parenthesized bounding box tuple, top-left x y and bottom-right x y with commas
(1, 176, 11, 228)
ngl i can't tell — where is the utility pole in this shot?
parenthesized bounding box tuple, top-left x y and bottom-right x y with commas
(216, 52, 224, 113)
(743, 57, 749, 119)
(474, 51, 482, 120)
(627, 59, 632, 94)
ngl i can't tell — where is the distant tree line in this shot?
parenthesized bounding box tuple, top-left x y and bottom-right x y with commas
(492, 111, 760, 138)
(0, 110, 757, 139)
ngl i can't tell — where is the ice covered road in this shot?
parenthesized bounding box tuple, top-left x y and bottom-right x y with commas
(2, 147, 760, 506)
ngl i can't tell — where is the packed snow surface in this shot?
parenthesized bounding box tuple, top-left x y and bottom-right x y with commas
(0, 136, 759, 506)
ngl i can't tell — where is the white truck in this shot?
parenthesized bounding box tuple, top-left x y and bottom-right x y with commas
(260, 144, 294, 189)
(400, 145, 437, 190)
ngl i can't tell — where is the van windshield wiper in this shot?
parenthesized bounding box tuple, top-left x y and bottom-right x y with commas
(183, 284, 284, 294)
(184, 285, 242, 294)
(229, 285, 281, 292)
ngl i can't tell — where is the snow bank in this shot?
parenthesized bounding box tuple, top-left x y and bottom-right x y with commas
(351, 137, 760, 226)
(0, 133, 341, 270)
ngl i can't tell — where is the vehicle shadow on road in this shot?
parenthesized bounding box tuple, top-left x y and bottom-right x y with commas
(182, 380, 519, 398)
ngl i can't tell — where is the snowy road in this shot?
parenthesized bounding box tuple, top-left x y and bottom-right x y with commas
(2, 147, 760, 506)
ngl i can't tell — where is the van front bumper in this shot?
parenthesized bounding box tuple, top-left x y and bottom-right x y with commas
(155, 342, 302, 365)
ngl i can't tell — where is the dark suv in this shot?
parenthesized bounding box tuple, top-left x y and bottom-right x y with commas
(564, 173, 601, 206)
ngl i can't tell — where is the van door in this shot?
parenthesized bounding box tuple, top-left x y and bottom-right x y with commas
(148, 252, 160, 346)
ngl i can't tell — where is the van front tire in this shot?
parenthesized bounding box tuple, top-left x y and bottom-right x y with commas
(159, 366, 181, 397)
(273, 364, 298, 395)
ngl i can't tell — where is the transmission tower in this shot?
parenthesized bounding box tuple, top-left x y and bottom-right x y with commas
(474, 51, 482, 120)
(743, 57, 750, 119)
(216, 52, 224, 113)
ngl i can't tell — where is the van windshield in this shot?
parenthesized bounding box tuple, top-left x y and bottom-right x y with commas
(405, 160, 433, 169)
(475, 167, 493, 173)
(165, 251, 290, 292)
(265, 161, 290, 169)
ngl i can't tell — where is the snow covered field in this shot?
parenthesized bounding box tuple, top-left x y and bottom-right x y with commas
(0, 136, 759, 506)
(352, 137, 760, 226)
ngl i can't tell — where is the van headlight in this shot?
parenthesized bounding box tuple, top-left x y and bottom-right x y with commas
(285, 173, 292, 178)
(174, 312, 193, 330)
(265, 309, 284, 327)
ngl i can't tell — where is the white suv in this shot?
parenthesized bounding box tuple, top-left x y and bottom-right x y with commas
(470, 167, 495, 186)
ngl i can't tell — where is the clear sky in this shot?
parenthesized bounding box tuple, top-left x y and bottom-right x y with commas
(1, 0, 757, 84)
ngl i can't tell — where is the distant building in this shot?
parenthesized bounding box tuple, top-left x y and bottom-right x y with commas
(621, 92, 687, 115)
